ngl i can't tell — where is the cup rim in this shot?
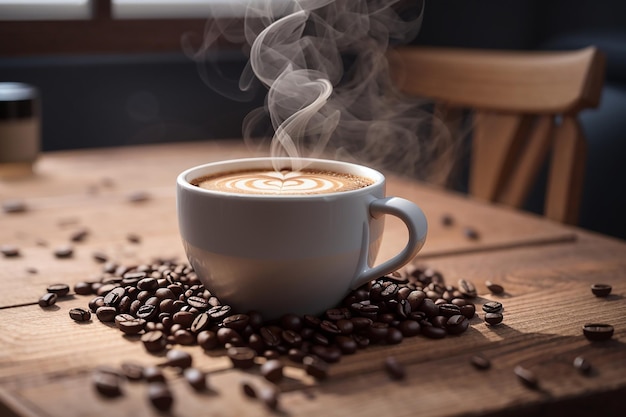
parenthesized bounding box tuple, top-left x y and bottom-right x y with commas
(177, 157, 385, 199)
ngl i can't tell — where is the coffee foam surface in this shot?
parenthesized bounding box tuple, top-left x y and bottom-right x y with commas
(192, 169, 373, 195)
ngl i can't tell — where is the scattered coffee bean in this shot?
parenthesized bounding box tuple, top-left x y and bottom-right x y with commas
(74, 282, 93, 295)
(482, 301, 503, 314)
(93, 369, 123, 397)
(458, 279, 477, 298)
(141, 330, 167, 352)
(241, 381, 257, 398)
(95, 306, 117, 322)
(26, 267, 38, 274)
(228, 347, 256, 369)
(303, 355, 329, 380)
(421, 324, 446, 339)
(197, 330, 218, 350)
(38, 292, 58, 308)
(143, 366, 166, 383)
(441, 213, 454, 226)
(164, 349, 193, 369)
(384, 356, 406, 380)
(514, 365, 539, 389)
(148, 382, 174, 411)
(485, 281, 505, 295)
(590, 284, 612, 297)
(470, 354, 491, 370)
(126, 233, 141, 244)
(2, 199, 27, 213)
(92, 251, 109, 263)
(120, 361, 144, 381)
(573, 356, 592, 375)
(258, 386, 280, 410)
(0, 244, 20, 257)
(261, 359, 284, 383)
(484, 312, 503, 325)
(582, 323, 614, 341)
(70, 228, 89, 242)
(53, 245, 73, 258)
(69, 307, 91, 322)
(46, 283, 70, 297)
(118, 318, 146, 335)
(127, 190, 150, 203)
(463, 227, 480, 240)
(184, 367, 207, 390)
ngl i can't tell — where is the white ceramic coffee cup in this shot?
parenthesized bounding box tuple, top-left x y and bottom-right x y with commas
(177, 157, 427, 319)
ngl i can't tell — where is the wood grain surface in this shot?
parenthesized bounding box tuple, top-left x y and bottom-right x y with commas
(1, 141, 625, 417)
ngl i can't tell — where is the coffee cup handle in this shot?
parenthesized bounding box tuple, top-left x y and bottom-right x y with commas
(351, 197, 428, 289)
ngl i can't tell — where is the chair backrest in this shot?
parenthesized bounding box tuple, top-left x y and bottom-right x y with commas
(388, 46, 606, 224)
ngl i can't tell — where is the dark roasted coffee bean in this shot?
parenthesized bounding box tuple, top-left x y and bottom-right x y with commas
(319, 320, 342, 335)
(381, 282, 399, 300)
(470, 354, 491, 370)
(398, 320, 420, 337)
(75, 281, 93, 295)
(136, 304, 158, 321)
(241, 381, 257, 398)
(143, 366, 166, 383)
(70, 228, 89, 242)
(482, 301, 503, 314)
(421, 324, 447, 339)
(187, 295, 210, 309)
(218, 327, 242, 346)
(335, 319, 354, 335)
(173, 329, 195, 345)
(0, 244, 20, 257)
(184, 368, 207, 391)
(396, 299, 412, 319)
(431, 315, 448, 328)
(303, 314, 321, 328)
(460, 304, 476, 319)
(367, 322, 389, 342)
(418, 298, 438, 317)
(69, 307, 91, 322)
(278, 313, 302, 332)
(303, 355, 328, 380)
(384, 356, 406, 380)
(438, 303, 461, 317)
(263, 350, 280, 360)
(148, 382, 174, 411)
(38, 292, 58, 307)
(118, 318, 146, 335)
(311, 345, 342, 363)
(287, 348, 307, 363)
(590, 283, 612, 297)
(281, 330, 303, 347)
(53, 245, 74, 258)
(573, 356, 592, 375)
(582, 323, 614, 341)
(46, 283, 70, 297)
(93, 369, 123, 397)
(350, 316, 373, 331)
(446, 314, 469, 335)
(88, 296, 104, 312)
(141, 330, 167, 352)
(190, 312, 210, 333)
(261, 359, 284, 383)
(325, 308, 345, 321)
(350, 302, 379, 320)
(259, 386, 280, 410)
(164, 349, 193, 369)
(173, 311, 195, 328)
(485, 280, 505, 295)
(227, 347, 256, 369)
(137, 277, 158, 291)
(103, 287, 126, 307)
(484, 312, 503, 325)
(514, 365, 539, 389)
(463, 226, 480, 240)
(2, 199, 27, 213)
(458, 279, 477, 298)
(95, 306, 117, 322)
(260, 326, 281, 347)
(223, 314, 250, 332)
(208, 305, 232, 321)
(120, 361, 144, 381)
(386, 328, 403, 345)
(197, 330, 218, 350)
(335, 335, 358, 354)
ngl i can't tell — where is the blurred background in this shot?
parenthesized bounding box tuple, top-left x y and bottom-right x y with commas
(1, 0, 625, 239)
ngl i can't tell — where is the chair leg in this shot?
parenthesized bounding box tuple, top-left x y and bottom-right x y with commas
(545, 116, 587, 224)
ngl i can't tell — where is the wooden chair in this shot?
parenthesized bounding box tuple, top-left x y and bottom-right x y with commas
(387, 46, 606, 224)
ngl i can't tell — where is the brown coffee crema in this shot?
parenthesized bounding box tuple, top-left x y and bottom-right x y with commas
(191, 169, 373, 195)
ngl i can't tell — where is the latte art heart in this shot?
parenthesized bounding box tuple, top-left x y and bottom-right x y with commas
(192, 169, 373, 195)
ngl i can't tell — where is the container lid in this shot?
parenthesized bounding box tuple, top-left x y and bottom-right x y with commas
(0, 82, 38, 120)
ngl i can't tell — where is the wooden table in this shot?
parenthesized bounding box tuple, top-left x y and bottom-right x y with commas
(1, 141, 624, 416)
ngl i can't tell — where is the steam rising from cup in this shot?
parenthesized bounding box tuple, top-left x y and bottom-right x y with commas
(185, 0, 456, 182)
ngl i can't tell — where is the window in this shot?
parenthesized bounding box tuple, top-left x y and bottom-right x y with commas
(0, 0, 93, 21)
